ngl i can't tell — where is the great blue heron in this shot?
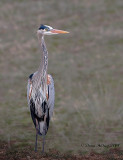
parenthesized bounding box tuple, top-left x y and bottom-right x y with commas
(27, 24, 69, 153)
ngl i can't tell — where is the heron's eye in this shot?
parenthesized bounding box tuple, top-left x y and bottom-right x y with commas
(45, 27, 50, 31)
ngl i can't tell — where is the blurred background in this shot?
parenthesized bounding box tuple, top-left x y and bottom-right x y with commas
(0, 0, 123, 154)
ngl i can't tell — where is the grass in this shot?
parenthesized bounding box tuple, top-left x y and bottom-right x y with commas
(0, 0, 123, 155)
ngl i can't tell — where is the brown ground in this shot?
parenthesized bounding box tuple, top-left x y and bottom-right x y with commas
(0, 0, 123, 158)
(0, 142, 122, 160)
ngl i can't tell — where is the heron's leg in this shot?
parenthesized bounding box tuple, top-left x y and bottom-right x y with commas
(42, 115, 47, 153)
(35, 131, 38, 152)
(35, 119, 38, 152)
(42, 132, 45, 153)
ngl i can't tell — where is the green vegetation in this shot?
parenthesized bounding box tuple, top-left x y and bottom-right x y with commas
(0, 0, 122, 154)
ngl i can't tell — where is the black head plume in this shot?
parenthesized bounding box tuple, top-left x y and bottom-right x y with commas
(38, 24, 46, 30)
(38, 24, 51, 31)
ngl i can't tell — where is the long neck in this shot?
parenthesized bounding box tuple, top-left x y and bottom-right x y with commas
(38, 34, 48, 78)
(32, 33, 48, 93)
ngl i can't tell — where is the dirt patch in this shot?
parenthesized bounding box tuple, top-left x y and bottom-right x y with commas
(0, 141, 122, 160)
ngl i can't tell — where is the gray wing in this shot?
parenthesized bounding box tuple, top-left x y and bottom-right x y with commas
(27, 72, 37, 108)
(47, 74, 55, 119)
(27, 73, 35, 108)
(27, 78, 31, 108)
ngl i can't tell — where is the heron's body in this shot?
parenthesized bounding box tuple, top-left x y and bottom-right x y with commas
(27, 73, 55, 135)
(27, 24, 68, 152)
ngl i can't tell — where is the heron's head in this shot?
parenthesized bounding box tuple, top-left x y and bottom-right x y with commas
(37, 24, 69, 35)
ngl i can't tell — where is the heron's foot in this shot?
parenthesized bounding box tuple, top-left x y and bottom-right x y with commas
(42, 148, 44, 153)
(35, 147, 37, 152)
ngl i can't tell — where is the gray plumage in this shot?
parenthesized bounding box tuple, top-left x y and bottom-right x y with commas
(27, 27, 55, 152)
(27, 24, 68, 153)
(27, 73, 55, 135)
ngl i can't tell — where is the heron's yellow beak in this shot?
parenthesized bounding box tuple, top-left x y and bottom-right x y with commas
(51, 29, 69, 34)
